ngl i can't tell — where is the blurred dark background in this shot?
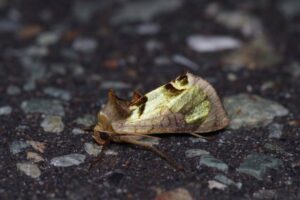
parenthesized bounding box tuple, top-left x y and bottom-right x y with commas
(1, 0, 300, 199)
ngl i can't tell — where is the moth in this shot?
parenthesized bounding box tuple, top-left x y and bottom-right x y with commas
(92, 72, 229, 170)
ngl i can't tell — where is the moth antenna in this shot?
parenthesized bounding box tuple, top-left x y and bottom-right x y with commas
(189, 132, 202, 137)
(122, 139, 185, 171)
(88, 139, 110, 171)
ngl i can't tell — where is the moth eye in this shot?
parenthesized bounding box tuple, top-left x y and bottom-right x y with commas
(176, 74, 188, 85)
(164, 83, 184, 95)
(99, 132, 109, 140)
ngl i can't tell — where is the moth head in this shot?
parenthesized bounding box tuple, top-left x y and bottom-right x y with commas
(92, 130, 113, 145)
(93, 112, 118, 144)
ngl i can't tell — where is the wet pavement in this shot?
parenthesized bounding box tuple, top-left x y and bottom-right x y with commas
(1, 0, 300, 199)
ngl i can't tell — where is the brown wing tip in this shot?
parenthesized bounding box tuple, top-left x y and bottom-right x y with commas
(130, 90, 143, 104)
(220, 115, 230, 129)
(185, 72, 230, 132)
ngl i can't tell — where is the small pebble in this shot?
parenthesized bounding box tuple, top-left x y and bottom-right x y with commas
(187, 35, 241, 52)
(189, 137, 207, 143)
(205, 3, 263, 37)
(246, 85, 253, 92)
(105, 150, 118, 156)
(72, 37, 97, 53)
(288, 62, 300, 77)
(6, 85, 21, 95)
(199, 155, 228, 172)
(26, 140, 46, 153)
(10, 140, 30, 154)
(26, 152, 44, 163)
(21, 99, 65, 116)
(214, 174, 242, 189)
(0, 106, 12, 115)
(227, 73, 237, 82)
(50, 154, 86, 167)
(172, 54, 199, 71)
(263, 143, 292, 156)
(223, 37, 280, 70)
(110, 0, 182, 24)
(41, 115, 64, 133)
(136, 23, 160, 35)
(138, 137, 160, 146)
(24, 45, 49, 57)
(17, 163, 41, 178)
(268, 123, 283, 139)
(84, 142, 102, 156)
(278, 0, 300, 19)
(15, 125, 29, 132)
(260, 81, 275, 91)
(185, 149, 210, 158)
(72, 0, 104, 23)
(238, 153, 283, 180)
(145, 39, 163, 52)
(208, 180, 227, 190)
(0, 19, 21, 32)
(43, 87, 71, 101)
(75, 114, 96, 127)
(71, 63, 85, 76)
(50, 63, 67, 75)
(72, 128, 85, 135)
(224, 94, 289, 129)
(253, 189, 277, 199)
(36, 31, 60, 46)
(21, 57, 46, 91)
(154, 56, 171, 66)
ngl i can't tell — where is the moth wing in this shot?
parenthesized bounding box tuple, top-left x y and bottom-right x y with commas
(187, 73, 229, 133)
(111, 112, 188, 134)
(112, 73, 229, 134)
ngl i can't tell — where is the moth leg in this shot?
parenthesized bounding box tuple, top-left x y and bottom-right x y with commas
(88, 139, 110, 170)
(189, 132, 202, 138)
(121, 138, 185, 171)
(189, 132, 217, 141)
